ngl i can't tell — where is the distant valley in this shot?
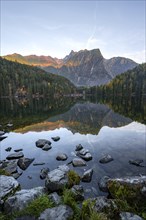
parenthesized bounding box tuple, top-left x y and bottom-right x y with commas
(3, 49, 138, 87)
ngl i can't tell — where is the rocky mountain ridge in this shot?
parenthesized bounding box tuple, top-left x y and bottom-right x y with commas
(3, 49, 138, 86)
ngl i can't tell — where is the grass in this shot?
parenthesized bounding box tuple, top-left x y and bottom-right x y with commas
(15, 195, 54, 218)
(62, 188, 81, 220)
(0, 169, 10, 176)
(67, 170, 80, 188)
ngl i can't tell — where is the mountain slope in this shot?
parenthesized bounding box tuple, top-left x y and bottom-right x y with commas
(3, 49, 138, 87)
(3, 53, 62, 67)
(0, 58, 75, 97)
(44, 49, 138, 86)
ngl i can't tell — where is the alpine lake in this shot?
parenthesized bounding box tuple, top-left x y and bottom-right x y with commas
(0, 96, 146, 199)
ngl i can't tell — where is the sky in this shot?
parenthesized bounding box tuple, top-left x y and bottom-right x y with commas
(1, 0, 145, 63)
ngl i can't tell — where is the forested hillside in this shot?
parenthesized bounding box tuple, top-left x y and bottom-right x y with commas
(89, 63, 146, 99)
(0, 58, 75, 97)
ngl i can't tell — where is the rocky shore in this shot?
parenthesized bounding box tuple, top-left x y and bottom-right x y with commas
(0, 136, 146, 219)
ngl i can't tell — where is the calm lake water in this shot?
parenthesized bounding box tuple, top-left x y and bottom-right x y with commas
(0, 97, 146, 197)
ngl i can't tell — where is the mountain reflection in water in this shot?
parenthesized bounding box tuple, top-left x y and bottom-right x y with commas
(0, 97, 145, 197)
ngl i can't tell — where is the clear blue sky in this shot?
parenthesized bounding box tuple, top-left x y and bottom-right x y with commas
(1, 0, 145, 63)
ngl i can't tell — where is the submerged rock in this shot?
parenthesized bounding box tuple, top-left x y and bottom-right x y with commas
(51, 136, 60, 142)
(75, 144, 83, 151)
(4, 187, 45, 213)
(72, 158, 86, 167)
(99, 154, 114, 163)
(45, 165, 70, 192)
(56, 154, 68, 161)
(40, 168, 49, 179)
(12, 171, 23, 179)
(42, 144, 52, 151)
(98, 176, 110, 192)
(6, 152, 24, 160)
(33, 162, 45, 166)
(82, 169, 93, 182)
(17, 157, 35, 170)
(36, 139, 51, 148)
(129, 159, 144, 167)
(38, 205, 73, 220)
(5, 147, 12, 152)
(119, 212, 144, 220)
(14, 149, 23, 152)
(48, 192, 61, 205)
(0, 175, 20, 200)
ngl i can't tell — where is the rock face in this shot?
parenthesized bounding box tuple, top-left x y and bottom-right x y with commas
(0, 175, 20, 200)
(72, 158, 86, 167)
(4, 187, 45, 213)
(45, 165, 70, 192)
(38, 205, 73, 220)
(36, 139, 51, 148)
(43, 49, 138, 87)
(82, 169, 93, 182)
(107, 176, 146, 206)
(99, 154, 113, 163)
(6, 152, 24, 160)
(17, 157, 34, 170)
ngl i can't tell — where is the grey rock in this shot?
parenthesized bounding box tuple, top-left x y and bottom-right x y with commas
(48, 192, 61, 205)
(56, 154, 68, 161)
(39, 205, 73, 220)
(129, 159, 144, 167)
(107, 176, 146, 205)
(2, 160, 17, 174)
(99, 154, 113, 163)
(72, 158, 86, 167)
(98, 176, 110, 192)
(120, 212, 144, 220)
(17, 157, 34, 170)
(45, 165, 70, 192)
(5, 147, 12, 152)
(12, 171, 23, 179)
(14, 149, 23, 152)
(75, 144, 83, 151)
(51, 136, 60, 142)
(77, 148, 92, 161)
(0, 175, 20, 200)
(91, 196, 118, 218)
(7, 123, 13, 127)
(40, 168, 49, 179)
(82, 169, 93, 182)
(6, 152, 24, 160)
(42, 144, 52, 151)
(4, 187, 45, 213)
(71, 185, 84, 201)
(36, 139, 51, 148)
